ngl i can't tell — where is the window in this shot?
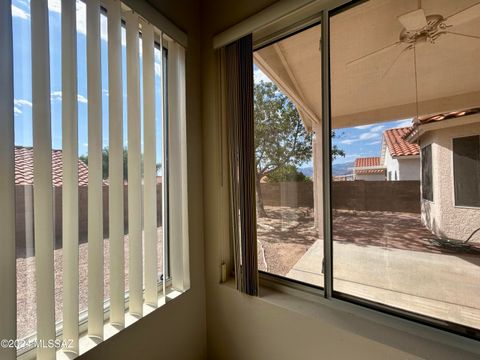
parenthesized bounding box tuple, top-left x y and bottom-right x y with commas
(2, 0, 189, 357)
(453, 136, 480, 207)
(235, 0, 480, 342)
(253, 25, 323, 289)
(422, 145, 433, 201)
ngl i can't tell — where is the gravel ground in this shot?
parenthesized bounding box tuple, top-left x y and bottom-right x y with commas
(16, 228, 163, 340)
(257, 206, 318, 276)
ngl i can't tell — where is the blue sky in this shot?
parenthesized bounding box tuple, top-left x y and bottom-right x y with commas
(253, 65, 413, 166)
(11, 0, 164, 164)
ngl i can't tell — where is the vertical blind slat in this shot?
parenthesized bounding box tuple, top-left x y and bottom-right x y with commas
(106, 0, 125, 327)
(31, 1, 57, 358)
(0, 1, 17, 359)
(62, 0, 79, 353)
(168, 43, 190, 292)
(142, 22, 158, 307)
(87, 0, 104, 339)
(125, 10, 143, 317)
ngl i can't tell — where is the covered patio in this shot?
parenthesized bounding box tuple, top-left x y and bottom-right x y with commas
(254, 0, 480, 332)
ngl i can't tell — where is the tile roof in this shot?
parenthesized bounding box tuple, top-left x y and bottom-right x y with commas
(415, 107, 480, 126)
(383, 127, 420, 157)
(355, 169, 385, 175)
(354, 157, 381, 168)
(15, 146, 89, 186)
(405, 107, 480, 141)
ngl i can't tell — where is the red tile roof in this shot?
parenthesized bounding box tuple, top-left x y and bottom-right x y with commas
(15, 146, 89, 187)
(405, 107, 480, 142)
(383, 127, 419, 157)
(415, 107, 480, 126)
(354, 157, 381, 168)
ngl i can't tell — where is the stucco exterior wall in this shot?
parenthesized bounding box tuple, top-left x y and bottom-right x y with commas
(385, 150, 420, 181)
(420, 121, 480, 241)
(355, 173, 385, 181)
(385, 150, 400, 180)
(398, 158, 420, 180)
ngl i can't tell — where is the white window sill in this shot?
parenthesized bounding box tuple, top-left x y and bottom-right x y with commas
(221, 276, 480, 358)
(17, 286, 184, 360)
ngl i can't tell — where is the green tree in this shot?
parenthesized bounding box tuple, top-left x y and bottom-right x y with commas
(254, 81, 344, 217)
(79, 147, 161, 180)
(266, 165, 310, 183)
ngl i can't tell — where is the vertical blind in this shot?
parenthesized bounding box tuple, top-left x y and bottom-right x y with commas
(0, 0, 189, 358)
(225, 34, 258, 296)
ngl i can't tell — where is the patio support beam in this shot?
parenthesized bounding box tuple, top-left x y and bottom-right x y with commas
(312, 123, 323, 237)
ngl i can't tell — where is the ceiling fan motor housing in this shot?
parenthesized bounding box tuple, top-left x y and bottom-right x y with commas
(399, 14, 446, 44)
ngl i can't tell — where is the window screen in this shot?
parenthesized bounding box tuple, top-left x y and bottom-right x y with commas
(453, 136, 480, 207)
(421, 145, 433, 201)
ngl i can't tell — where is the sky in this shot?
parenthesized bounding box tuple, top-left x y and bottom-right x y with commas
(253, 65, 413, 166)
(11, 0, 164, 164)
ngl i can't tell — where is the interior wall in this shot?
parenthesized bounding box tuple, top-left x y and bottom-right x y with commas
(200, 1, 479, 359)
(79, 0, 207, 358)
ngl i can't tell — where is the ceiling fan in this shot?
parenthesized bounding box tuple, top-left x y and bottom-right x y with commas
(347, 1, 480, 75)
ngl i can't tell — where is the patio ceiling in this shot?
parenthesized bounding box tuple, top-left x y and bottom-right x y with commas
(254, 0, 480, 130)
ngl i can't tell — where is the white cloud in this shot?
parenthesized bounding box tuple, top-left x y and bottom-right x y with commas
(121, 27, 127, 47)
(14, 99, 32, 108)
(340, 126, 384, 144)
(13, 99, 32, 115)
(393, 119, 413, 128)
(48, 0, 61, 14)
(369, 125, 384, 133)
(47, 1, 107, 41)
(51, 91, 88, 104)
(102, 89, 109, 97)
(354, 124, 375, 129)
(51, 91, 62, 101)
(367, 140, 381, 146)
(155, 63, 162, 77)
(77, 94, 88, 103)
(12, 4, 30, 20)
(254, 68, 271, 84)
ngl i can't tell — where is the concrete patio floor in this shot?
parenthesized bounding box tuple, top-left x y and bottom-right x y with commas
(287, 240, 480, 329)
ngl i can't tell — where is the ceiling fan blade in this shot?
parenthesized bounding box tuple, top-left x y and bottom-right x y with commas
(382, 45, 413, 79)
(444, 30, 480, 40)
(347, 41, 402, 67)
(398, 9, 427, 31)
(444, 2, 480, 27)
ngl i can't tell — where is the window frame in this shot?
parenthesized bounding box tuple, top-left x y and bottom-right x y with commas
(249, 0, 480, 348)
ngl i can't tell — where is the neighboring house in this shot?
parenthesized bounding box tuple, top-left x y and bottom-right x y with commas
(353, 157, 385, 181)
(406, 108, 480, 241)
(380, 127, 420, 181)
(15, 146, 90, 186)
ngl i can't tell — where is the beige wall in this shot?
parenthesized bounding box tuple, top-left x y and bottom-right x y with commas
(202, 2, 478, 360)
(79, 0, 207, 358)
(420, 121, 480, 241)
